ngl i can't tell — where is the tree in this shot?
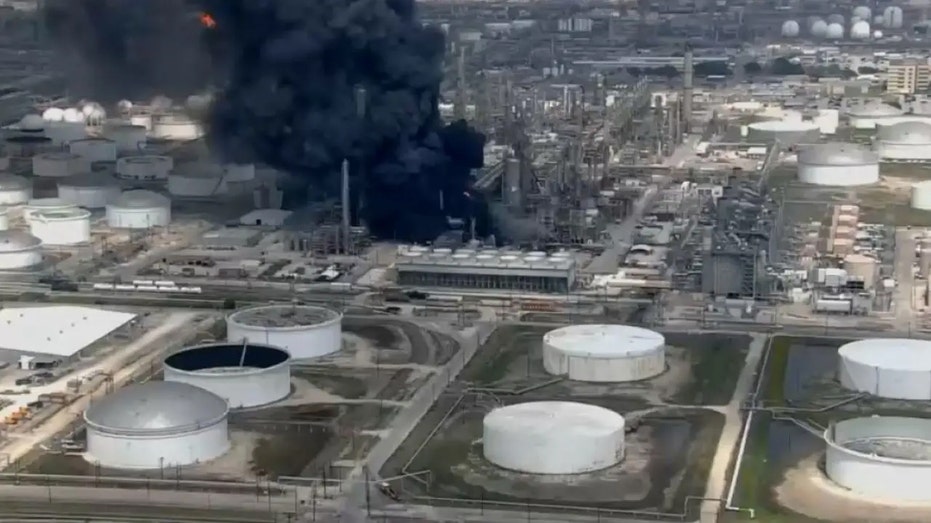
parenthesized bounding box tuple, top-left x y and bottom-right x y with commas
(695, 61, 732, 77)
(858, 66, 880, 74)
(743, 61, 763, 75)
(770, 57, 804, 75)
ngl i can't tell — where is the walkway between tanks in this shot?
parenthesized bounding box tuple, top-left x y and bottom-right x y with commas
(700, 333, 767, 522)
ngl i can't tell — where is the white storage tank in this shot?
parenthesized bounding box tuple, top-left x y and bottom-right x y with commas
(850, 20, 871, 39)
(57, 173, 121, 209)
(811, 19, 829, 37)
(163, 342, 291, 409)
(797, 143, 879, 186)
(781, 20, 800, 37)
(106, 190, 171, 229)
(168, 164, 228, 197)
(846, 104, 906, 130)
(0, 207, 8, 231)
(747, 120, 820, 146)
(69, 138, 117, 163)
(32, 152, 90, 178)
(130, 113, 152, 130)
(884, 6, 904, 28)
(227, 304, 342, 360)
(44, 122, 88, 146)
(543, 324, 665, 382)
(0, 231, 42, 269)
(825, 416, 931, 502)
(843, 254, 877, 288)
(83, 381, 230, 469)
(0, 174, 32, 205)
(104, 123, 147, 153)
(875, 121, 931, 160)
(116, 155, 173, 180)
(838, 338, 931, 400)
(23, 198, 76, 223)
(913, 181, 931, 210)
(150, 114, 203, 141)
(483, 402, 625, 474)
(29, 208, 91, 245)
(826, 22, 844, 38)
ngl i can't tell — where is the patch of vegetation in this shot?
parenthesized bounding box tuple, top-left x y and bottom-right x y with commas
(668, 333, 750, 405)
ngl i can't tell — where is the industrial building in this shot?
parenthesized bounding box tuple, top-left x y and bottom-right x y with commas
(482, 401, 625, 474)
(0, 306, 136, 365)
(874, 121, 931, 161)
(0, 231, 42, 269)
(886, 59, 931, 95)
(838, 338, 931, 400)
(226, 304, 342, 360)
(163, 342, 292, 409)
(106, 190, 171, 229)
(542, 324, 665, 382)
(83, 381, 230, 469)
(824, 416, 931, 501)
(796, 143, 879, 186)
(395, 246, 576, 293)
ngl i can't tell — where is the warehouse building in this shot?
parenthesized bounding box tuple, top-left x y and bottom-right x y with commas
(395, 246, 576, 293)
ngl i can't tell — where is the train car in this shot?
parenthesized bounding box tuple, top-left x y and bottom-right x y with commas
(154, 280, 176, 287)
(131, 279, 154, 286)
(92, 283, 115, 291)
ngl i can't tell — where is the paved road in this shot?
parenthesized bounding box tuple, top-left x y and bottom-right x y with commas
(894, 228, 917, 328)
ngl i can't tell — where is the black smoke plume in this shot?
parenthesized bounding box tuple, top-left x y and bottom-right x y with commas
(41, 0, 217, 103)
(42, 0, 488, 243)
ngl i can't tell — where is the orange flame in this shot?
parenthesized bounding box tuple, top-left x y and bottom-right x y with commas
(199, 12, 216, 29)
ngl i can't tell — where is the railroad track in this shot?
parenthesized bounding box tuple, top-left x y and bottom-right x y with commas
(0, 502, 283, 522)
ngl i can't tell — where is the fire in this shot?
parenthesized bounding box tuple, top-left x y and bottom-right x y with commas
(199, 12, 216, 29)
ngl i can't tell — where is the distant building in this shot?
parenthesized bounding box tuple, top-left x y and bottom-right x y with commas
(886, 60, 931, 94)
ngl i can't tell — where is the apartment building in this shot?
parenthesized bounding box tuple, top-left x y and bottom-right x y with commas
(887, 60, 931, 94)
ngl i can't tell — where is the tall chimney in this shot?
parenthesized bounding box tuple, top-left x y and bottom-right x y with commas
(341, 158, 351, 254)
(354, 86, 367, 228)
(454, 46, 467, 121)
(683, 44, 693, 134)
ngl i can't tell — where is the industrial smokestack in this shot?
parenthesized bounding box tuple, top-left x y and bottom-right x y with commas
(454, 46, 466, 121)
(683, 44, 693, 134)
(354, 85, 367, 228)
(341, 158, 351, 254)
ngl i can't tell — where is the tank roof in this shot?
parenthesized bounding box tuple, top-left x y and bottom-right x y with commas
(878, 120, 931, 142)
(748, 119, 819, 132)
(0, 174, 29, 191)
(839, 338, 931, 370)
(0, 231, 41, 251)
(32, 208, 91, 221)
(484, 401, 624, 434)
(112, 190, 170, 208)
(544, 324, 665, 358)
(228, 304, 341, 328)
(847, 103, 903, 117)
(165, 342, 290, 373)
(798, 142, 878, 165)
(84, 381, 227, 435)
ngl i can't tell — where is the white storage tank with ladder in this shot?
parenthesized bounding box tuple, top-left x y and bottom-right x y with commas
(29, 208, 91, 245)
(542, 324, 666, 382)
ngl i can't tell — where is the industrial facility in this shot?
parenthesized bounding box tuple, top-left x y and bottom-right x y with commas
(226, 304, 343, 360)
(542, 324, 666, 382)
(163, 342, 291, 409)
(83, 381, 230, 469)
(482, 401, 626, 475)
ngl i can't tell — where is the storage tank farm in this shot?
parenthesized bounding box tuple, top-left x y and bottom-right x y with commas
(542, 324, 666, 382)
(822, 338, 931, 501)
(163, 342, 291, 409)
(83, 381, 230, 469)
(226, 304, 343, 360)
(797, 143, 879, 186)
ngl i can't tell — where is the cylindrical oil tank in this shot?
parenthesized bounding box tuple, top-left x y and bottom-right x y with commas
(130, 113, 152, 130)
(168, 164, 228, 197)
(847, 104, 905, 130)
(838, 339, 931, 400)
(226, 304, 342, 360)
(83, 381, 230, 469)
(843, 253, 877, 288)
(163, 342, 291, 409)
(29, 208, 91, 245)
(920, 247, 931, 277)
(44, 122, 87, 146)
(0, 174, 31, 205)
(797, 143, 879, 186)
(69, 138, 117, 163)
(106, 190, 171, 229)
(150, 114, 203, 141)
(57, 173, 121, 209)
(23, 198, 76, 223)
(116, 155, 173, 180)
(223, 163, 255, 182)
(543, 324, 665, 382)
(824, 416, 931, 502)
(0, 208, 7, 231)
(913, 181, 931, 210)
(876, 121, 931, 160)
(104, 123, 147, 153)
(0, 231, 42, 269)
(482, 402, 625, 474)
(32, 152, 90, 178)
(747, 120, 820, 146)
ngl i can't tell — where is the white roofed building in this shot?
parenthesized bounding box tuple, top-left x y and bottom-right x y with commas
(0, 306, 137, 361)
